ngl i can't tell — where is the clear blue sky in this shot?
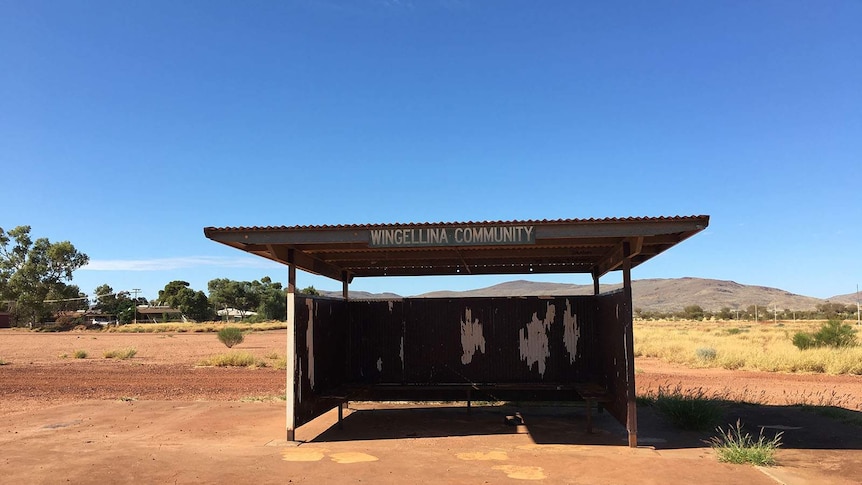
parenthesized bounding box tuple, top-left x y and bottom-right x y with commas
(2, 1, 860, 302)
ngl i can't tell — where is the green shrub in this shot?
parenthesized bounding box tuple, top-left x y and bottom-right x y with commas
(813, 320, 857, 348)
(73, 349, 88, 359)
(792, 320, 857, 350)
(792, 332, 816, 350)
(725, 328, 742, 335)
(707, 420, 782, 466)
(217, 327, 245, 348)
(652, 387, 723, 430)
(696, 347, 717, 361)
(104, 348, 137, 359)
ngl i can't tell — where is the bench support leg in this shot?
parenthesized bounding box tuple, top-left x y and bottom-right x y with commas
(338, 402, 344, 430)
(467, 389, 472, 414)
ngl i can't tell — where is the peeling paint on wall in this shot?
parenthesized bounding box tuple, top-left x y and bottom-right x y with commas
(460, 308, 486, 365)
(388, 301, 394, 312)
(306, 299, 315, 390)
(562, 299, 580, 363)
(376, 357, 383, 372)
(399, 335, 405, 370)
(519, 303, 555, 376)
(297, 360, 303, 403)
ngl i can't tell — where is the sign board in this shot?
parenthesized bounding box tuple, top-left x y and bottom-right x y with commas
(369, 225, 535, 248)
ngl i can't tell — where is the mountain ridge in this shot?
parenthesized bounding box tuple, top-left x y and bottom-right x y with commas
(323, 277, 854, 312)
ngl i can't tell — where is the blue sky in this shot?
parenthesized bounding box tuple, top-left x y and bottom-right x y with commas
(2, 0, 860, 302)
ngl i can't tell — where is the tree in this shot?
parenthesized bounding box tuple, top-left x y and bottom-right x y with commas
(208, 278, 259, 320)
(0, 226, 89, 326)
(208, 277, 286, 321)
(157, 280, 213, 322)
(47, 284, 89, 313)
(253, 276, 286, 320)
(92, 284, 141, 324)
(681, 305, 705, 321)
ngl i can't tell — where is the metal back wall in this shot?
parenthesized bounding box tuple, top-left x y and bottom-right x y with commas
(291, 294, 625, 429)
(294, 296, 348, 427)
(348, 296, 600, 386)
(596, 289, 631, 426)
(347, 299, 407, 384)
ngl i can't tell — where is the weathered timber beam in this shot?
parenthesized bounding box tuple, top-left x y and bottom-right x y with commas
(266, 244, 346, 282)
(592, 237, 644, 278)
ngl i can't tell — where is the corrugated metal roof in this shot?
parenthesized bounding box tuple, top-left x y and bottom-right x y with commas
(204, 215, 707, 232)
(203, 215, 710, 280)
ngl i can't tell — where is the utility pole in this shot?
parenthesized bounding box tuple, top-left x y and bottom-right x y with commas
(857, 284, 860, 326)
(132, 289, 141, 324)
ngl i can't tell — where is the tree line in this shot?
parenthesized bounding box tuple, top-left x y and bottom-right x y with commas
(80, 277, 311, 325)
(636, 303, 860, 322)
(1, 225, 317, 327)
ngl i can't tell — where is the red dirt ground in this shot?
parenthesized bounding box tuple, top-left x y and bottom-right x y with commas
(1, 329, 860, 484)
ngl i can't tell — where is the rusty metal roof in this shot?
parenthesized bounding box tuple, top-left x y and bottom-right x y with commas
(204, 215, 709, 281)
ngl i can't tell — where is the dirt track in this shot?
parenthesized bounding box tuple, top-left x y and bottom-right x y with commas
(1, 329, 861, 484)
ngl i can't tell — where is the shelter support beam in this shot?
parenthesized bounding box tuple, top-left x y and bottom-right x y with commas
(592, 269, 600, 296)
(267, 244, 345, 283)
(342, 271, 349, 300)
(286, 252, 297, 442)
(622, 243, 638, 448)
(593, 237, 644, 278)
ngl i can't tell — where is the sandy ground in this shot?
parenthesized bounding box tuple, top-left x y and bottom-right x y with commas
(1, 329, 861, 484)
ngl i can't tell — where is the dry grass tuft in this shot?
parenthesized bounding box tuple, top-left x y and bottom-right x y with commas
(103, 348, 137, 359)
(198, 351, 266, 368)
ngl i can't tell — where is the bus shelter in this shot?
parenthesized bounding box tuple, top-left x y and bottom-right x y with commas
(204, 216, 709, 447)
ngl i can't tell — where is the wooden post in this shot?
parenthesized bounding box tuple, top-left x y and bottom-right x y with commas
(286, 252, 297, 442)
(342, 271, 349, 301)
(592, 269, 600, 296)
(622, 244, 637, 448)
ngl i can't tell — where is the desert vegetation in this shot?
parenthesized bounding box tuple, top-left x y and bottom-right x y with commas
(197, 349, 287, 369)
(707, 420, 783, 466)
(634, 319, 861, 375)
(636, 302, 858, 322)
(791, 319, 857, 349)
(638, 386, 723, 431)
(103, 347, 137, 359)
(217, 327, 245, 348)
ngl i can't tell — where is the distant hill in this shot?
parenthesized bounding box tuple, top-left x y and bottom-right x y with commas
(318, 277, 849, 312)
(318, 290, 402, 300)
(415, 277, 829, 312)
(827, 291, 861, 306)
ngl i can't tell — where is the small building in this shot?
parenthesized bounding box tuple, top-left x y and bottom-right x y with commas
(0, 312, 11, 328)
(216, 308, 258, 321)
(136, 306, 184, 323)
(52, 310, 115, 326)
